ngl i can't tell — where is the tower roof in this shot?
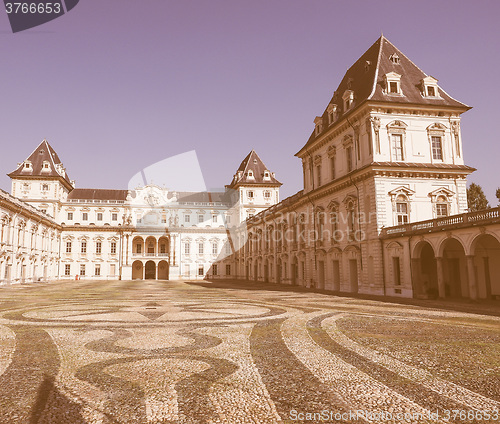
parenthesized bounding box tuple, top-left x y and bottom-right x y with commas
(226, 150, 281, 189)
(296, 35, 470, 156)
(8, 139, 73, 190)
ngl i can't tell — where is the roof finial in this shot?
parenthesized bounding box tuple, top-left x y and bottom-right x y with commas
(381, 31, 384, 39)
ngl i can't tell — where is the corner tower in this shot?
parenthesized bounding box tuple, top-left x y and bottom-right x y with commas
(296, 35, 474, 229)
(8, 139, 75, 218)
(226, 150, 281, 223)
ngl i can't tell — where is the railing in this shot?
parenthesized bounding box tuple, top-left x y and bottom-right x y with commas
(132, 252, 169, 257)
(67, 199, 125, 204)
(381, 207, 500, 238)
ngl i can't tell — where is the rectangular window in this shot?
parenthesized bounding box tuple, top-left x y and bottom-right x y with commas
(212, 242, 218, 255)
(346, 146, 353, 172)
(66, 241, 72, 253)
(81, 240, 87, 253)
(161, 214, 166, 224)
(392, 257, 401, 285)
(185, 214, 190, 223)
(396, 202, 409, 225)
(136, 244, 142, 254)
(436, 203, 448, 217)
(67, 212, 73, 220)
(198, 214, 204, 223)
(389, 81, 398, 93)
(248, 191, 254, 198)
(431, 136, 443, 160)
(184, 242, 190, 255)
(198, 242, 204, 255)
(212, 214, 217, 223)
(111, 242, 117, 254)
(427, 86, 436, 96)
(112, 213, 118, 221)
(110, 264, 116, 276)
(226, 242, 231, 254)
(392, 134, 404, 161)
(198, 265, 204, 276)
(97, 213, 103, 221)
(316, 165, 322, 186)
(213, 264, 218, 275)
(80, 264, 85, 276)
(64, 264, 71, 276)
(330, 156, 335, 180)
(82, 212, 88, 221)
(95, 264, 101, 276)
(226, 264, 231, 276)
(96, 241, 102, 254)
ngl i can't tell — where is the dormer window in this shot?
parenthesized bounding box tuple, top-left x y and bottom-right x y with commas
(41, 161, 51, 172)
(421, 76, 439, 98)
(263, 171, 271, 180)
(314, 116, 323, 135)
(389, 53, 400, 65)
(327, 104, 337, 125)
(342, 90, 354, 111)
(246, 170, 254, 179)
(23, 161, 32, 171)
(384, 72, 402, 95)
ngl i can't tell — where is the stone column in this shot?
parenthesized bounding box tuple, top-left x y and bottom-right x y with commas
(436, 257, 445, 298)
(466, 255, 478, 300)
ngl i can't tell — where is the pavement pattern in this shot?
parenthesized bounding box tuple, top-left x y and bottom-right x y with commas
(0, 279, 498, 424)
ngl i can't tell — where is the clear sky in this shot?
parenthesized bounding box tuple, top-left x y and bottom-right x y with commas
(1, 0, 499, 203)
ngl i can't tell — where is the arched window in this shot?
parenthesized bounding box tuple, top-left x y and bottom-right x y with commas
(395, 194, 409, 224)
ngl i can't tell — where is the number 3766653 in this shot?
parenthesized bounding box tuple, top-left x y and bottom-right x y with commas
(5, 3, 62, 14)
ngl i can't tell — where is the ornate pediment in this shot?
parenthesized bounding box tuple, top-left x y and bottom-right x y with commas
(388, 186, 416, 200)
(428, 187, 455, 200)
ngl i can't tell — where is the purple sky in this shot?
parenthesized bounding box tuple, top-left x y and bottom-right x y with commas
(1, 0, 499, 203)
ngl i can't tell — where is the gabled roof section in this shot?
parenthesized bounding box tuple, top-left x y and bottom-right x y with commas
(8, 139, 74, 190)
(296, 35, 470, 157)
(226, 150, 281, 189)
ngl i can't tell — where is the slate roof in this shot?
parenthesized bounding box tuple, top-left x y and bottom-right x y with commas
(67, 188, 128, 201)
(176, 191, 228, 204)
(226, 150, 281, 189)
(8, 139, 74, 189)
(297, 35, 470, 156)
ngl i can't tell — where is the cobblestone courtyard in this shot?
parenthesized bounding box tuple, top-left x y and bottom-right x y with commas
(0, 279, 498, 423)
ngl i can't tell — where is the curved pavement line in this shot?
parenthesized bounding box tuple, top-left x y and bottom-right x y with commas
(199, 324, 282, 423)
(0, 324, 15, 377)
(322, 314, 500, 413)
(0, 325, 85, 423)
(281, 311, 446, 424)
(250, 318, 362, 424)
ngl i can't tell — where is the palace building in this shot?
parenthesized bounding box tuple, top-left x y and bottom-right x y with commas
(1, 141, 280, 283)
(1, 35, 499, 300)
(214, 35, 500, 301)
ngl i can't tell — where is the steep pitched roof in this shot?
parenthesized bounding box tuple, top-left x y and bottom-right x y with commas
(226, 150, 281, 189)
(296, 35, 470, 156)
(67, 188, 128, 201)
(8, 139, 73, 190)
